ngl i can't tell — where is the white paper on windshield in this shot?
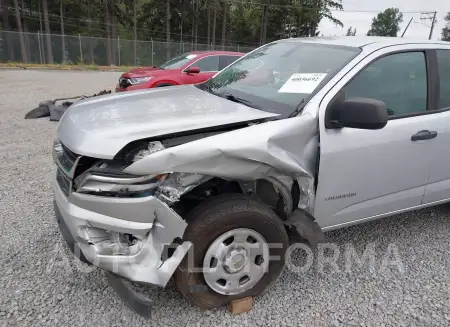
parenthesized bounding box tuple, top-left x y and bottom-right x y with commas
(186, 54, 198, 59)
(278, 73, 327, 93)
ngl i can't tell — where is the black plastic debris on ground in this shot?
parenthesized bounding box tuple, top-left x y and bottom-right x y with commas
(106, 272, 153, 318)
(24, 90, 112, 122)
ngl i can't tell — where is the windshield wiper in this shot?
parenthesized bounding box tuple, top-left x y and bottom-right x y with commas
(289, 98, 306, 118)
(222, 93, 260, 109)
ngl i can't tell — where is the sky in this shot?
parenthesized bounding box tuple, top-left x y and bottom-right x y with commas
(318, 0, 449, 40)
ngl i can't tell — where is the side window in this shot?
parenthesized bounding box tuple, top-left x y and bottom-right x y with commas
(437, 50, 450, 109)
(192, 56, 219, 72)
(344, 52, 428, 117)
(219, 55, 240, 70)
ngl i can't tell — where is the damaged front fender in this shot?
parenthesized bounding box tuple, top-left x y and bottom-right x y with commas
(124, 113, 319, 213)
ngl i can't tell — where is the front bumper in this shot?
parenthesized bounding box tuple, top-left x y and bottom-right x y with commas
(52, 170, 191, 286)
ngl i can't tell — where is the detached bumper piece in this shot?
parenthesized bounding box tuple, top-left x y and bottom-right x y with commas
(106, 272, 153, 318)
(24, 90, 112, 121)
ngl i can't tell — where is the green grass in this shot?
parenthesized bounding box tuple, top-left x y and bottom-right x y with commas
(0, 62, 136, 72)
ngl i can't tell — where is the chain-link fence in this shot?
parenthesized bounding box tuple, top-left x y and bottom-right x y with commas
(0, 31, 256, 66)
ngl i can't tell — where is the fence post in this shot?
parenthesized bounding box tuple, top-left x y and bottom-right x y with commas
(78, 34, 83, 64)
(38, 31, 43, 64)
(40, 32, 45, 64)
(118, 36, 120, 66)
(27, 31, 31, 64)
(151, 38, 154, 66)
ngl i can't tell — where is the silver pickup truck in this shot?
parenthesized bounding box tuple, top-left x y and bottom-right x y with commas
(52, 36, 450, 310)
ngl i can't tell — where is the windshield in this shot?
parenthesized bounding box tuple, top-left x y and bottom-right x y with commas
(199, 41, 360, 117)
(159, 53, 198, 69)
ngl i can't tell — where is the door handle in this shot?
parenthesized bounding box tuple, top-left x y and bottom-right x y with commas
(411, 130, 437, 141)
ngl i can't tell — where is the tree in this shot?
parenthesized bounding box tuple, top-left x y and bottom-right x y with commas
(104, 0, 112, 65)
(42, 0, 53, 63)
(111, 9, 118, 65)
(442, 12, 450, 41)
(86, 0, 95, 64)
(212, 4, 217, 48)
(133, 0, 137, 65)
(367, 8, 403, 37)
(60, 0, 65, 63)
(221, 0, 228, 49)
(282, 0, 343, 38)
(345, 26, 356, 36)
(0, 0, 15, 60)
(12, 0, 27, 62)
(230, 2, 260, 44)
(101, 0, 123, 65)
(20, 0, 29, 57)
(194, 0, 199, 50)
(207, 1, 211, 47)
(166, 0, 170, 59)
(0, 0, 345, 65)
(259, 0, 269, 45)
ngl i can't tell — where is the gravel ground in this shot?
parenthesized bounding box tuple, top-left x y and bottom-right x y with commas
(1, 70, 450, 327)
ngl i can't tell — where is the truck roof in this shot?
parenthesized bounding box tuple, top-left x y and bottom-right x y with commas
(279, 36, 450, 49)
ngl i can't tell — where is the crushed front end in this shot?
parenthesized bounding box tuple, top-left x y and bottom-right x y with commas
(52, 140, 192, 287)
(51, 85, 322, 318)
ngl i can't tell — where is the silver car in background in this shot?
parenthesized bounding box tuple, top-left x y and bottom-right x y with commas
(52, 36, 450, 310)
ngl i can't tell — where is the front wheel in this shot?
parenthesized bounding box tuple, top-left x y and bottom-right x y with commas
(173, 194, 289, 309)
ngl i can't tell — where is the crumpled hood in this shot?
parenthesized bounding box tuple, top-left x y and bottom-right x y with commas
(57, 85, 278, 159)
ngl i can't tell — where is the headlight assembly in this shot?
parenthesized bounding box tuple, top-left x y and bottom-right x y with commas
(75, 173, 169, 196)
(129, 76, 153, 85)
(74, 161, 168, 197)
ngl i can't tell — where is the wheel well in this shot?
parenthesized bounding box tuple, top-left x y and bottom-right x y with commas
(155, 83, 175, 87)
(172, 177, 299, 222)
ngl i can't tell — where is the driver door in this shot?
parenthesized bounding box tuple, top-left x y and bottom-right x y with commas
(315, 46, 436, 229)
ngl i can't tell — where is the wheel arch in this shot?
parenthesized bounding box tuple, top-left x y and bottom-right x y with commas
(172, 176, 300, 222)
(150, 80, 178, 88)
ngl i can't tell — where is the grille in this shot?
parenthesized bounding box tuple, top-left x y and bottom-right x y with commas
(58, 144, 77, 173)
(119, 77, 131, 89)
(56, 168, 71, 197)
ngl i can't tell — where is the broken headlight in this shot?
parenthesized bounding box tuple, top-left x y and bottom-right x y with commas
(74, 161, 168, 197)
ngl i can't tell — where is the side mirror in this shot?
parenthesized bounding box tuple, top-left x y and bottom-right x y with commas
(185, 66, 200, 74)
(327, 97, 388, 130)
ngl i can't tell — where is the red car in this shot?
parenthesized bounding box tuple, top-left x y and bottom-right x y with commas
(116, 51, 244, 92)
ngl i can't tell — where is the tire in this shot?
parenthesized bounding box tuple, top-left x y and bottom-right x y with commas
(173, 194, 289, 309)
